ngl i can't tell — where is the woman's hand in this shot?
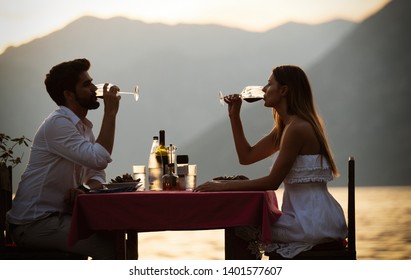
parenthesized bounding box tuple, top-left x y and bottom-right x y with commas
(194, 180, 228, 192)
(224, 94, 242, 117)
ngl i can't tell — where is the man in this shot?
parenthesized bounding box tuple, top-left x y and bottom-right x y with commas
(7, 58, 120, 259)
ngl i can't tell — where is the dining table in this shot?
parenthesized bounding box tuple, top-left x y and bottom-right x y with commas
(68, 190, 282, 259)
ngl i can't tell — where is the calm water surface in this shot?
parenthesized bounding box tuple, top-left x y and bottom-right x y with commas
(332, 186, 411, 260)
(138, 186, 411, 260)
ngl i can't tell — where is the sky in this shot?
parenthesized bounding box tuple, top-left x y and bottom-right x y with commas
(1, 0, 390, 54)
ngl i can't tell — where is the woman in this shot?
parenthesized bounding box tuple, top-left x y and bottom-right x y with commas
(194, 65, 347, 259)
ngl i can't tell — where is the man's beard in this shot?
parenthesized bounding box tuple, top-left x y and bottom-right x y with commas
(74, 92, 100, 110)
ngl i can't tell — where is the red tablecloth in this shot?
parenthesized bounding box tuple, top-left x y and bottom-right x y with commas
(68, 191, 282, 247)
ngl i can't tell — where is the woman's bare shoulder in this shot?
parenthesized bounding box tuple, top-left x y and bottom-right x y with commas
(288, 118, 321, 153)
(287, 118, 312, 134)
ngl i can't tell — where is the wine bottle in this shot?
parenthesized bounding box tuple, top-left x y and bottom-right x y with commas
(155, 130, 168, 176)
(148, 136, 161, 191)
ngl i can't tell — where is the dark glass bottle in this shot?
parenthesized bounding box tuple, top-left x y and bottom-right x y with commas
(155, 130, 168, 176)
(162, 163, 179, 191)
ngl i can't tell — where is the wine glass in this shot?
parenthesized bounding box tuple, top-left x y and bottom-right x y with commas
(95, 83, 139, 101)
(219, 86, 264, 105)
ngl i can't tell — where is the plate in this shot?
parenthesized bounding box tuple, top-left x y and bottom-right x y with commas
(89, 182, 141, 193)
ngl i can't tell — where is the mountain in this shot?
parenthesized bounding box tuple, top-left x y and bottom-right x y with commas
(185, 0, 411, 186)
(0, 15, 357, 190)
(310, 0, 411, 186)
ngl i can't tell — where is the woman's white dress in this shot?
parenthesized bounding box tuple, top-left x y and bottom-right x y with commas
(238, 153, 348, 258)
(265, 153, 348, 258)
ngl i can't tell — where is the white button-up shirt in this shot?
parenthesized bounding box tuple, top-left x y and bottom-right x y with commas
(7, 106, 112, 224)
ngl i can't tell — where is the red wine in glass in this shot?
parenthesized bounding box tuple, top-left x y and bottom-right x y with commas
(219, 86, 264, 105)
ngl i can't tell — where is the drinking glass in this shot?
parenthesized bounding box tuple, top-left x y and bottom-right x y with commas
(132, 165, 146, 191)
(95, 83, 139, 101)
(186, 164, 197, 191)
(219, 86, 264, 105)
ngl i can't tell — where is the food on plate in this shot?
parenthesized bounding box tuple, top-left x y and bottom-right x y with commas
(110, 173, 140, 183)
(212, 175, 249, 180)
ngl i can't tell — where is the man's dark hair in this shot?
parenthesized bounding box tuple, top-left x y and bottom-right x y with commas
(44, 58, 91, 106)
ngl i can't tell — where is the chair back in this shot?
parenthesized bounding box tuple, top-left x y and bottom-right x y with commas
(347, 156, 356, 257)
(0, 165, 13, 245)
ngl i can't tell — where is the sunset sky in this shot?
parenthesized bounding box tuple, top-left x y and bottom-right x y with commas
(1, 0, 390, 54)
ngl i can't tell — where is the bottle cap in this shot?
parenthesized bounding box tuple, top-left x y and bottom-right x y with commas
(159, 130, 165, 145)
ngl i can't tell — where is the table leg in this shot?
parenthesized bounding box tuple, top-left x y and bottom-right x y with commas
(125, 230, 138, 260)
(115, 231, 126, 259)
(225, 227, 258, 260)
(114, 231, 137, 259)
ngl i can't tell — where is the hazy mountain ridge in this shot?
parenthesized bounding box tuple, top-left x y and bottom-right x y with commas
(308, 0, 411, 186)
(6, 7, 405, 189)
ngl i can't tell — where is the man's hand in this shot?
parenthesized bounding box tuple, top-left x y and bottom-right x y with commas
(103, 83, 121, 116)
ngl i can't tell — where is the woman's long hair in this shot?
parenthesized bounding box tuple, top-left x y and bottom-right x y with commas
(272, 65, 339, 176)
